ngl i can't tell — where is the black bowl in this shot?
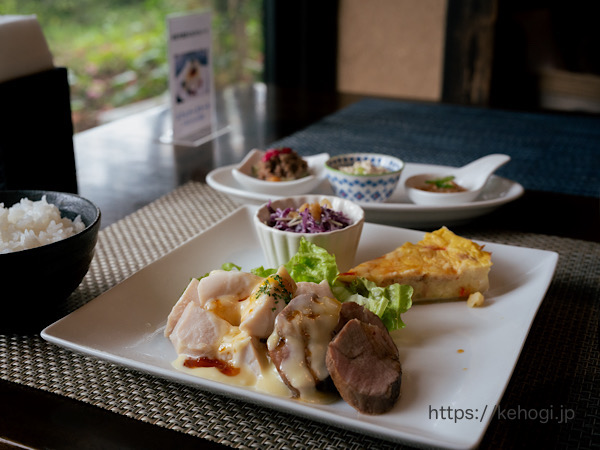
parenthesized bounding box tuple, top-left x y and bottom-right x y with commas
(0, 190, 101, 333)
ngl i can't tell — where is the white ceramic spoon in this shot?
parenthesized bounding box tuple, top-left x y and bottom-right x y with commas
(405, 154, 511, 206)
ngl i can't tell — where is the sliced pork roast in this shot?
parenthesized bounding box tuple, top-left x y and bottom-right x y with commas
(326, 302, 402, 414)
(267, 292, 341, 400)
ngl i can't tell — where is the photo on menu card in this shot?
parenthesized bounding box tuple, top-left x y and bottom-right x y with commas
(175, 50, 209, 102)
(167, 11, 214, 141)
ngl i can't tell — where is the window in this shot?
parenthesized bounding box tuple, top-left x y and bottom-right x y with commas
(3, 0, 263, 132)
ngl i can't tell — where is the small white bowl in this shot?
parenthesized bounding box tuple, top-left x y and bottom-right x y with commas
(232, 149, 329, 195)
(254, 195, 364, 272)
(405, 154, 511, 206)
(324, 153, 404, 203)
(405, 173, 481, 206)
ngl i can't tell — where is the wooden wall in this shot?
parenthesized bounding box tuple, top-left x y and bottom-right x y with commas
(337, 0, 448, 101)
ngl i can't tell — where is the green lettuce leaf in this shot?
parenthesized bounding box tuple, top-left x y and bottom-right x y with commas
(205, 238, 413, 332)
(284, 238, 413, 331)
(333, 278, 413, 330)
(250, 266, 277, 278)
(221, 262, 241, 272)
(283, 238, 339, 285)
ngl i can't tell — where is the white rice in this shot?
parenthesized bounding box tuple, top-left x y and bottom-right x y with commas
(0, 196, 85, 254)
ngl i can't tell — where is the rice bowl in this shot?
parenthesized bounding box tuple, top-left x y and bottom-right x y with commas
(1, 195, 86, 254)
(0, 190, 101, 332)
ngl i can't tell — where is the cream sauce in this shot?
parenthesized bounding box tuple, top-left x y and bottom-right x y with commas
(172, 354, 291, 397)
(267, 295, 341, 401)
(167, 268, 338, 403)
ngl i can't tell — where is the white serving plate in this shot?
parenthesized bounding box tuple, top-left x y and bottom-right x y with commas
(42, 206, 557, 449)
(207, 162, 524, 228)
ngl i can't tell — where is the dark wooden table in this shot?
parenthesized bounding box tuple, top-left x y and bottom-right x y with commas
(1, 84, 598, 449)
(72, 84, 364, 231)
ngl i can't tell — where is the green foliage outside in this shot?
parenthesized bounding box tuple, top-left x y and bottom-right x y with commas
(1, 0, 264, 131)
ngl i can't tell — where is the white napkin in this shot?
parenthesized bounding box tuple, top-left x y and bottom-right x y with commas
(0, 15, 54, 83)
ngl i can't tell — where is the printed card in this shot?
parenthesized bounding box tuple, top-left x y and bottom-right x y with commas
(167, 12, 214, 142)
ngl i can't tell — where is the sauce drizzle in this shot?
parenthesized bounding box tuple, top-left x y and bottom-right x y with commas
(184, 357, 241, 376)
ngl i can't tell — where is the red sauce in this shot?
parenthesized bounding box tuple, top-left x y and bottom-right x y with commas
(184, 357, 241, 376)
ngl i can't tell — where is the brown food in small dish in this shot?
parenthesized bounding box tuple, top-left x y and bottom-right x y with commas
(253, 147, 309, 181)
(415, 176, 467, 193)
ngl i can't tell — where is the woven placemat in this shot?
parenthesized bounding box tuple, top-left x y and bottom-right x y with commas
(1, 181, 598, 449)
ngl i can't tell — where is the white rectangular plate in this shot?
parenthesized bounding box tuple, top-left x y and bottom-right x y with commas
(42, 206, 558, 449)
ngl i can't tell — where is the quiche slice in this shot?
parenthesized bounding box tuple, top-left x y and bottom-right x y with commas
(338, 227, 492, 301)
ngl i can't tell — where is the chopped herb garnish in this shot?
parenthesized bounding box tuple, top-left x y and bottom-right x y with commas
(256, 274, 293, 304)
(426, 176, 456, 189)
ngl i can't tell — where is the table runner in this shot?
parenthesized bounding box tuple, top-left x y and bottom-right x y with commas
(1, 182, 598, 449)
(270, 98, 600, 198)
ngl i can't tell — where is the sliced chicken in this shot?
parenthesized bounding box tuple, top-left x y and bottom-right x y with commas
(197, 270, 264, 325)
(164, 277, 200, 338)
(167, 269, 346, 387)
(239, 266, 297, 338)
(165, 270, 263, 338)
(168, 302, 231, 358)
(219, 333, 267, 377)
(166, 269, 295, 378)
(169, 301, 268, 376)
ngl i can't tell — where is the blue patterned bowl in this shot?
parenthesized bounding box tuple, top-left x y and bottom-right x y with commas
(324, 153, 404, 203)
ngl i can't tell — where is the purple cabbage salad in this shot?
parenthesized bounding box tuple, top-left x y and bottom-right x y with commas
(266, 201, 352, 233)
